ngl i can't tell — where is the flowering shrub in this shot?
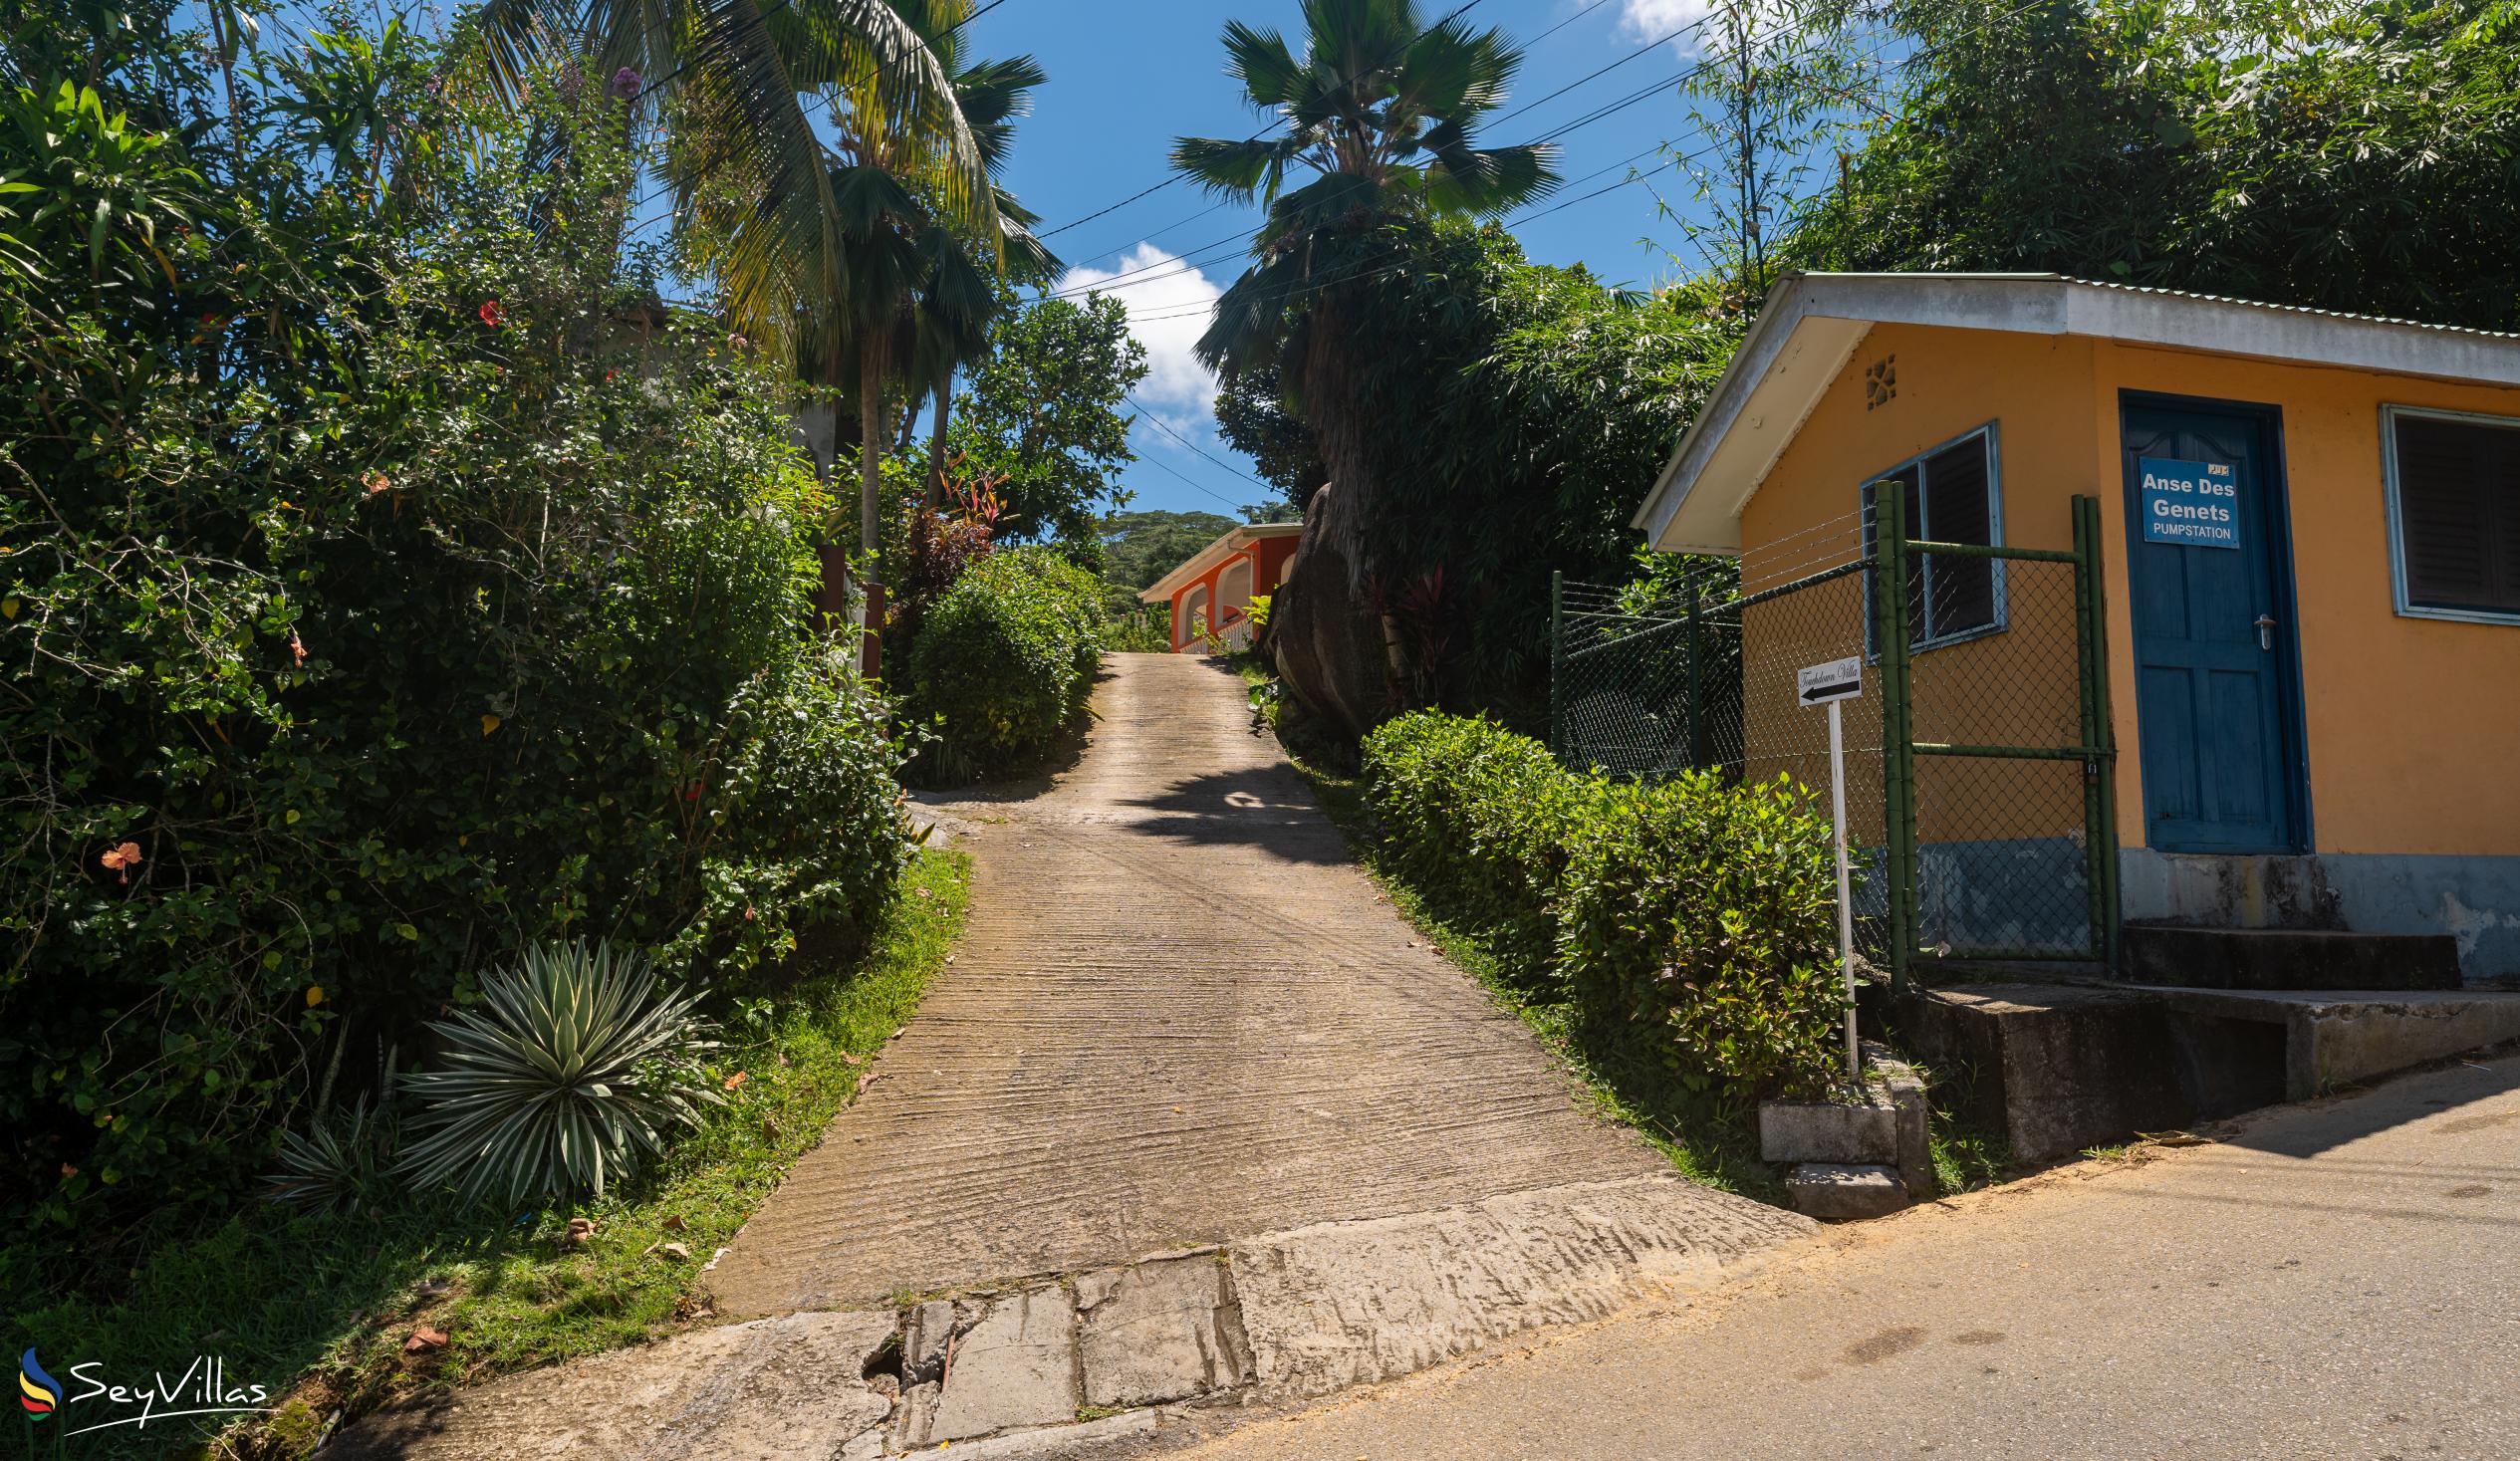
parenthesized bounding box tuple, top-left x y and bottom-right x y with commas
(0, 68, 906, 1238)
(885, 473, 1006, 656)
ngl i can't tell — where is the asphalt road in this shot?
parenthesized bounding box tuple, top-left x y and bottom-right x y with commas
(1156, 1052, 2520, 1461)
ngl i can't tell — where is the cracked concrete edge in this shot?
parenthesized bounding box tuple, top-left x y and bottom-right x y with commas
(328, 1172, 1815, 1459)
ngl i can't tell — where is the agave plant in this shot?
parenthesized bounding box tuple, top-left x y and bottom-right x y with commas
(265, 1094, 399, 1216)
(396, 940, 721, 1206)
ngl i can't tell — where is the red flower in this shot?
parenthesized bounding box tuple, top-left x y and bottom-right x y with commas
(478, 300, 506, 328)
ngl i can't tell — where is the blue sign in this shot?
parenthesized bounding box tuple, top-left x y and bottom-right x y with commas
(2139, 456, 2240, 549)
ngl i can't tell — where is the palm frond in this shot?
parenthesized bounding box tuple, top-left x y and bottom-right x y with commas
(1170, 134, 1291, 201)
(1222, 20, 1306, 109)
(1425, 139, 1560, 215)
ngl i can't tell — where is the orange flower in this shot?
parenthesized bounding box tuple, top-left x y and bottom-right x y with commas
(363, 470, 390, 495)
(289, 632, 308, 668)
(100, 841, 143, 883)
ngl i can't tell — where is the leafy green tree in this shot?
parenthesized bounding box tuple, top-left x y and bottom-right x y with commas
(929, 289, 1147, 547)
(1213, 365, 1326, 508)
(1667, 0, 1875, 305)
(1796, 0, 2520, 332)
(1228, 221, 1742, 726)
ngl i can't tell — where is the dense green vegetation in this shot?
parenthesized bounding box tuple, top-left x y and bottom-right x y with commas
(6, 851, 967, 1458)
(1802, 0, 2520, 334)
(1363, 713, 1846, 1107)
(0, 52, 912, 1245)
(903, 547, 1109, 784)
(1099, 509, 1240, 592)
(0, 0, 1104, 1442)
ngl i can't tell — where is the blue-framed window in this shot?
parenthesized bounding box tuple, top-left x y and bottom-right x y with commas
(2384, 404, 2520, 624)
(1862, 423, 2008, 652)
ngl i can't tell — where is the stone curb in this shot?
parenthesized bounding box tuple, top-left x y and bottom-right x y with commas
(327, 1172, 1812, 1459)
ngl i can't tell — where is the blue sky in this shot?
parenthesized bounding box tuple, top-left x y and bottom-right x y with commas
(969, 0, 1731, 520)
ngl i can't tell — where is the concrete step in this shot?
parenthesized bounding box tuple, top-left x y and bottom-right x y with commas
(2123, 924, 2462, 992)
(2132, 986, 2520, 1102)
(1891, 982, 2193, 1162)
(1894, 978, 2520, 1163)
(1782, 1163, 1910, 1221)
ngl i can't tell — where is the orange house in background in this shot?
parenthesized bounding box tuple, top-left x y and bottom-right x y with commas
(1139, 522, 1304, 653)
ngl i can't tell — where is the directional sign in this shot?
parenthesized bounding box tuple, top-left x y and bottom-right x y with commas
(1797, 656, 1863, 707)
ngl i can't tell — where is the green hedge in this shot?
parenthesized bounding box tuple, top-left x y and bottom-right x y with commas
(904, 547, 1107, 784)
(1361, 711, 1578, 976)
(1362, 711, 1844, 1104)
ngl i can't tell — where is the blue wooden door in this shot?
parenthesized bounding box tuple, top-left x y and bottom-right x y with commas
(2120, 396, 2308, 853)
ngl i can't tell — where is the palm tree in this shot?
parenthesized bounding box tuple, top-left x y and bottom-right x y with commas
(1167, 0, 1555, 728)
(1169, 0, 1560, 560)
(808, 28, 1052, 583)
(473, 0, 1047, 658)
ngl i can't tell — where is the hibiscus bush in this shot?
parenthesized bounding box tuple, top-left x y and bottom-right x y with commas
(0, 57, 906, 1242)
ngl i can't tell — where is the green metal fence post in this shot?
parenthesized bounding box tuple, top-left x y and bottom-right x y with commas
(1684, 569, 1705, 770)
(2072, 496, 2108, 965)
(1874, 483, 1917, 992)
(2079, 496, 2124, 970)
(1549, 570, 1566, 761)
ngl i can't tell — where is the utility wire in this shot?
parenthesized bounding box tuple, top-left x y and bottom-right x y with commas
(1126, 393, 1273, 489)
(1036, 0, 1495, 241)
(1123, 430, 1258, 513)
(1086, 0, 2048, 327)
(1038, 10, 1723, 303)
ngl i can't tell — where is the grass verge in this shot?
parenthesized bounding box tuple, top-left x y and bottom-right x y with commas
(2, 850, 969, 1459)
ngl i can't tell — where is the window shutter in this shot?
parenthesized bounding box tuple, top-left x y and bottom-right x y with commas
(1922, 432, 1995, 635)
(2395, 414, 2520, 614)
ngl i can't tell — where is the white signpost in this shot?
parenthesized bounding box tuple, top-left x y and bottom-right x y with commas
(1797, 656, 1864, 1084)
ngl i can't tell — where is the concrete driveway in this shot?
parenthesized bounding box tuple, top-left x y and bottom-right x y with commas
(707, 651, 1778, 1315)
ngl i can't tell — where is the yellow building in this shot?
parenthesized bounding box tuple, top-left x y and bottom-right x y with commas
(1632, 274, 2520, 982)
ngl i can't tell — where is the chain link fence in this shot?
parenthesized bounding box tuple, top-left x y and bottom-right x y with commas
(1552, 494, 2121, 982)
(1554, 516, 1893, 964)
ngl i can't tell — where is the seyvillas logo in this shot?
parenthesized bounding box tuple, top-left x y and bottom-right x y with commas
(17, 1350, 60, 1417)
(10, 1348, 276, 1445)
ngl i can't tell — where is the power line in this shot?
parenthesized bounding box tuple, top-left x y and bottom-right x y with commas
(1125, 393, 1271, 489)
(1123, 428, 1257, 513)
(1036, 0, 1495, 242)
(1052, 0, 1627, 267)
(1089, 0, 2049, 329)
(1038, 9, 1720, 304)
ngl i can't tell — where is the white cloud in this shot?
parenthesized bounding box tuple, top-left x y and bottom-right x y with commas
(1055, 242, 1225, 435)
(1617, 0, 1716, 49)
